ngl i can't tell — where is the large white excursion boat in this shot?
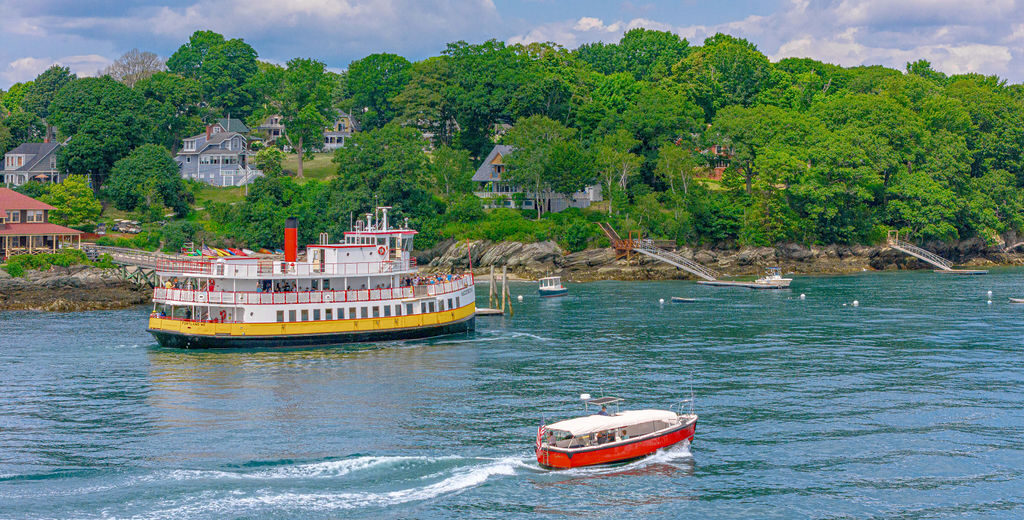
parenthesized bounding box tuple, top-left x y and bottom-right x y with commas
(147, 207, 475, 349)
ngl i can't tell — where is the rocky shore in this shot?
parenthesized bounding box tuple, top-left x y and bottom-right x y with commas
(418, 237, 1024, 282)
(0, 265, 150, 311)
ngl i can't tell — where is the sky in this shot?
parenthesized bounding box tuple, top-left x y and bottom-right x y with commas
(2, 0, 1024, 89)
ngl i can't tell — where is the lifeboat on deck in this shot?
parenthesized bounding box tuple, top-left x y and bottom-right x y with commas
(536, 396, 697, 469)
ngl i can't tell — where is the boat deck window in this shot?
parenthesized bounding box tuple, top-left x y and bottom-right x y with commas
(361, 307, 368, 318)
(277, 311, 284, 323)
(348, 308, 356, 319)
(325, 309, 333, 320)
(313, 309, 321, 320)
(301, 310, 309, 321)
(372, 306, 380, 318)
(289, 310, 296, 322)
(406, 303, 414, 315)
(395, 304, 402, 316)
(384, 306, 391, 317)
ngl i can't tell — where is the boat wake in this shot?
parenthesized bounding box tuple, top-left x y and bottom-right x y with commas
(120, 455, 526, 518)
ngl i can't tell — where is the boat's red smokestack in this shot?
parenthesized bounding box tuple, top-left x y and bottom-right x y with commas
(284, 217, 297, 262)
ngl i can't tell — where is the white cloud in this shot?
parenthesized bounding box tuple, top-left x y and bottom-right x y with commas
(506, 1, 1024, 81)
(2, 54, 110, 85)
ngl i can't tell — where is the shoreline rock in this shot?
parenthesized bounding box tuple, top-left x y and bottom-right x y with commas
(419, 239, 1024, 282)
(0, 265, 150, 311)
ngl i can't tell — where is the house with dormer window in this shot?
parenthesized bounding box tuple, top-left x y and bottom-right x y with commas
(2, 142, 64, 187)
(472, 144, 602, 213)
(174, 124, 261, 186)
(0, 187, 82, 259)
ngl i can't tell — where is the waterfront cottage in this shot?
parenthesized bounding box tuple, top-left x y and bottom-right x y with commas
(472, 144, 602, 213)
(0, 188, 82, 259)
(2, 142, 64, 187)
(174, 124, 261, 186)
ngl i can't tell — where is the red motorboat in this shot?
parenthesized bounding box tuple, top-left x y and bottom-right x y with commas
(536, 396, 697, 469)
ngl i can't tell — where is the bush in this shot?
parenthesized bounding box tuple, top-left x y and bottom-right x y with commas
(3, 263, 24, 277)
(2, 249, 92, 277)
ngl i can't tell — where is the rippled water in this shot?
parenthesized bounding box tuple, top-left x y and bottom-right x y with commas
(2, 270, 1024, 519)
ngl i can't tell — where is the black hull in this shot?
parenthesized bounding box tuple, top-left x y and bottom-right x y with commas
(148, 316, 475, 349)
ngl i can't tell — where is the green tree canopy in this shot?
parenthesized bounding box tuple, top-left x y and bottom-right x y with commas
(39, 175, 101, 226)
(346, 53, 412, 130)
(105, 144, 192, 217)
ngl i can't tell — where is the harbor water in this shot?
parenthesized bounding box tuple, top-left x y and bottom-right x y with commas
(2, 270, 1024, 519)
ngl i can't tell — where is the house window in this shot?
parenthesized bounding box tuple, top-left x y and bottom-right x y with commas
(313, 309, 321, 320)
(277, 311, 284, 322)
(301, 309, 309, 321)
(26, 210, 43, 223)
(6, 211, 19, 223)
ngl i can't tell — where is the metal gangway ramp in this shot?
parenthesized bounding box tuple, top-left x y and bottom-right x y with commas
(886, 230, 952, 270)
(599, 223, 719, 281)
(633, 239, 719, 281)
(886, 230, 987, 275)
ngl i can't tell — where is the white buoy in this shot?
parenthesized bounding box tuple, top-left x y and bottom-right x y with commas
(988, 290, 993, 297)
(800, 293, 806, 300)
(517, 295, 523, 302)
(842, 303, 847, 307)
(853, 300, 859, 307)
(580, 393, 591, 400)
(659, 298, 665, 305)
(988, 300, 993, 305)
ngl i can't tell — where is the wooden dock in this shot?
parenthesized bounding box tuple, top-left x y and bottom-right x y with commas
(475, 307, 505, 316)
(696, 280, 783, 290)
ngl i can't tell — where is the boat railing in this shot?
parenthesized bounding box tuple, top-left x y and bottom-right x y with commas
(153, 274, 474, 306)
(154, 258, 418, 277)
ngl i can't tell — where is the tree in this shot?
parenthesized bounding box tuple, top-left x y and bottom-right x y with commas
(23, 65, 75, 121)
(429, 145, 474, 196)
(503, 115, 575, 219)
(546, 140, 593, 200)
(166, 30, 258, 116)
(577, 28, 690, 80)
(39, 175, 101, 226)
(393, 57, 457, 146)
(49, 77, 149, 187)
(135, 72, 203, 152)
(102, 49, 165, 87)
(105, 144, 192, 217)
(594, 129, 640, 214)
(279, 58, 334, 178)
(1, 82, 32, 113)
(3, 111, 45, 147)
(677, 34, 775, 120)
(655, 142, 698, 196)
(331, 123, 435, 220)
(346, 53, 412, 129)
(252, 146, 286, 177)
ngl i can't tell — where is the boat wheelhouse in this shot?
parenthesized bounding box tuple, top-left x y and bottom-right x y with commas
(147, 207, 475, 348)
(755, 267, 792, 288)
(538, 275, 567, 298)
(536, 397, 697, 469)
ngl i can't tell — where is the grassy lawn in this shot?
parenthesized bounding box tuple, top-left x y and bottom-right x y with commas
(283, 152, 335, 183)
(194, 184, 247, 206)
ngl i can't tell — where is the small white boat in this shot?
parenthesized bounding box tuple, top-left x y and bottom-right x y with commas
(1009, 298, 1024, 304)
(539, 276, 568, 298)
(755, 267, 792, 288)
(671, 297, 697, 303)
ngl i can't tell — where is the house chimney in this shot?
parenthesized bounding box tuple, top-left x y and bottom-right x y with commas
(284, 217, 298, 262)
(206, 124, 212, 140)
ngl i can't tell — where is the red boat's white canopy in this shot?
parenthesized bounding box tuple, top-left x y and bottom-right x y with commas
(546, 410, 678, 437)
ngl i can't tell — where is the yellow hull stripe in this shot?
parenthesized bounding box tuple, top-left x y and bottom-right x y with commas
(148, 302, 476, 338)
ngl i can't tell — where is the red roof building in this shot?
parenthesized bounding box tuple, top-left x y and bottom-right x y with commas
(0, 188, 82, 259)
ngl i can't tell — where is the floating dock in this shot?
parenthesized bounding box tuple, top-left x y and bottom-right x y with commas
(696, 280, 783, 290)
(933, 269, 988, 275)
(475, 308, 505, 316)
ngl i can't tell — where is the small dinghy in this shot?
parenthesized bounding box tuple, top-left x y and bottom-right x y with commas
(671, 297, 697, 303)
(1009, 298, 1024, 304)
(536, 396, 697, 469)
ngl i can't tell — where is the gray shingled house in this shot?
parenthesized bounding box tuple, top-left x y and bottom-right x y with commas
(2, 142, 63, 187)
(472, 144, 602, 213)
(174, 124, 261, 186)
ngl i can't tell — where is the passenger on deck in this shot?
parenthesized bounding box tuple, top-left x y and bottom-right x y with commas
(598, 405, 610, 416)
